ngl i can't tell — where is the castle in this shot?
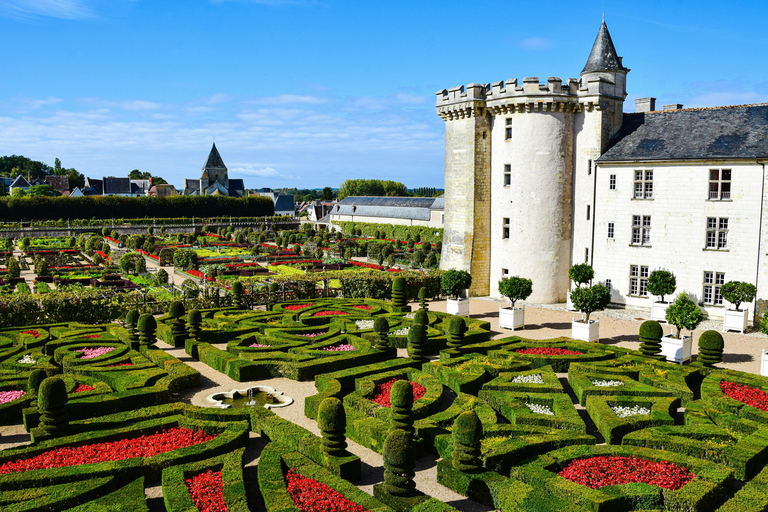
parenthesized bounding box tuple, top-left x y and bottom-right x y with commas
(438, 21, 768, 323)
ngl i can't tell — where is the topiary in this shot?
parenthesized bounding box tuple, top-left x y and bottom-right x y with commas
(418, 287, 429, 311)
(570, 283, 611, 323)
(125, 309, 140, 344)
(452, 410, 483, 473)
(373, 317, 389, 350)
(231, 280, 245, 309)
(721, 281, 757, 311)
(390, 380, 414, 437)
(27, 369, 47, 407)
(498, 276, 533, 308)
(447, 316, 467, 349)
(38, 377, 68, 435)
(698, 330, 724, 367)
(647, 269, 677, 303)
(569, 263, 594, 288)
(441, 269, 472, 299)
(638, 320, 664, 359)
(187, 309, 202, 341)
(317, 397, 347, 457)
(407, 324, 427, 363)
(382, 429, 416, 497)
(391, 277, 407, 308)
(413, 310, 428, 327)
(168, 301, 187, 340)
(137, 313, 157, 347)
(666, 292, 704, 338)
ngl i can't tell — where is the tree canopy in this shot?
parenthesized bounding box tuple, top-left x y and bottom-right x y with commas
(337, 179, 408, 200)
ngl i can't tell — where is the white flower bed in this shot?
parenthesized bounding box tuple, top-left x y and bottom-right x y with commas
(389, 327, 410, 336)
(591, 379, 624, 387)
(355, 320, 374, 330)
(17, 354, 37, 364)
(404, 312, 416, 319)
(611, 405, 651, 418)
(512, 374, 544, 384)
(525, 402, 554, 415)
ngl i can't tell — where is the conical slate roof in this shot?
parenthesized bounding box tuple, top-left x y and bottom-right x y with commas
(582, 21, 626, 74)
(203, 142, 227, 171)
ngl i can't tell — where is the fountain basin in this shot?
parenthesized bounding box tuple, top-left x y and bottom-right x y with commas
(206, 385, 293, 409)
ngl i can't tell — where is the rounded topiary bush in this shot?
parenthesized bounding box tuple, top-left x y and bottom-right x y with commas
(698, 330, 725, 367)
(137, 313, 158, 347)
(382, 428, 416, 497)
(639, 320, 664, 359)
(452, 410, 483, 473)
(231, 280, 245, 308)
(373, 317, 389, 350)
(168, 301, 187, 340)
(126, 308, 140, 328)
(418, 286, 429, 311)
(413, 310, 428, 326)
(38, 377, 68, 435)
(318, 397, 347, 456)
(188, 309, 202, 341)
(407, 324, 427, 363)
(639, 319, 664, 339)
(447, 316, 467, 349)
(390, 380, 415, 437)
(168, 301, 185, 319)
(391, 277, 407, 308)
(28, 369, 47, 406)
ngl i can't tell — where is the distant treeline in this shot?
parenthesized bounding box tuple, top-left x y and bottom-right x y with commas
(0, 195, 274, 221)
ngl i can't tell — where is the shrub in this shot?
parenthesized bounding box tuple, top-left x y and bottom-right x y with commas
(137, 313, 158, 347)
(638, 320, 664, 359)
(119, 253, 146, 275)
(407, 324, 427, 363)
(418, 287, 428, 311)
(569, 263, 594, 288)
(647, 269, 676, 303)
(28, 369, 47, 406)
(666, 293, 704, 338)
(38, 377, 68, 435)
(318, 397, 347, 457)
(382, 429, 416, 497)
(155, 268, 169, 286)
(452, 410, 482, 473)
(498, 276, 533, 307)
(391, 277, 407, 308)
(182, 279, 199, 299)
(698, 330, 725, 367)
(390, 380, 414, 437)
(413, 310, 428, 326)
(188, 309, 202, 341)
(721, 281, 757, 311)
(173, 249, 199, 270)
(447, 316, 467, 349)
(570, 283, 611, 323)
(441, 269, 472, 299)
(6, 257, 20, 278)
(373, 317, 389, 350)
(231, 281, 245, 309)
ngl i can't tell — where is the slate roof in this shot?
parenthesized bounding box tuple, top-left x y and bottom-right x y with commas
(338, 196, 439, 208)
(203, 143, 227, 170)
(103, 177, 131, 195)
(10, 175, 30, 188)
(84, 178, 103, 195)
(430, 195, 445, 210)
(582, 21, 627, 74)
(228, 179, 245, 196)
(599, 104, 768, 162)
(130, 179, 151, 195)
(274, 195, 295, 214)
(45, 175, 69, 191)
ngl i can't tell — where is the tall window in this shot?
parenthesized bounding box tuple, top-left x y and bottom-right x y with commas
(588, 159, 592, 176)
(705, 217, 728, 249)
(605, 279, 612, 295)
(631, 215, 651, 245)
(505, 118, 512, 140)
(709, 169, 731, 200)
(703, 271, 725, 305)
(586, 205, 591, 221)
(504, 164, 511, 186)
(607, 222, 615, 239)
(502, 218, 510, 239)
(609, 174, 616, 190)
(629, 265, 649, 296)
(634, 170, 653, 199)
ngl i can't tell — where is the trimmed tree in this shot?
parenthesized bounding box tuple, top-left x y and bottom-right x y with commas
(498, 276, 533, 308)
(382, 429, 416, 497)
(447, 316, 467, 349)
(647, 269, 677, 303)
(125, 309, 140, 345)
(639, 320, 664, 359)
(569, 263, 594, 289)
(665, 293, 704, 338)
(27, 369, 47, 408)
(391, 277, 407, 308)
(317, 397, 347, 457)
(231, 280, 245, 309)
(407, 324, 427, 363)
(390, 380, 415, 437)
(167, 301, 187, 344)
(698, 330, 725, 367)
(570, 283, 611, 323)
(188, 309, 203, 341)
(413, 310, 429, 327)
(721, 281, 757, 311)
(452, 410, 483, 473)
(418, 287, 429, 311)
(441, 269, 472, 299)
(137, 313, 158, 348)
(373, 317, 390, 350)
(38, 377, 68, 435)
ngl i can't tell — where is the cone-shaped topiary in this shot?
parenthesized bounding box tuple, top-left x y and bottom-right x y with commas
(452, 410, 483, 473)
(382, 429, 416, 497)
(407, 324, 427, 363)
(639, 320, 664, 359)
(318, 397, 347, 457)
(447, 316, 467, 349)
(231, 280, 245, 309)
(373, 316, 390, 350)
(390, 380, 414, 437)
(698, 330, 725, 367)
(391, 277, 407, 308)
(137, 313, 157, 347)
(125, 308, 140, 343)
(38, 377, 68, 435)
(187, 309, 202, 341)
(413, 310, 428, 327)
(418, 287, 429, 311)
(28, 369, 47, 407)
(168, 301, 188, 341)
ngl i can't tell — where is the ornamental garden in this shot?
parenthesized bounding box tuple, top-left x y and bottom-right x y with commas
(3, 223, 768, 511)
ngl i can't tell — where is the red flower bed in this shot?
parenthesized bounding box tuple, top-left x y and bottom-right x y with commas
(558, 455, 695, 490)
(516, 347, 584, 356)
(348, 261, 384, 271)
(107, 363, 133, 367)
(270, 260, 321, 267)
(136, 249, 160, 261)
(186, 269, 215, 282)
(720, 380, 768, 411)
(370, 378, 426, 408)
(285, 468, 367, 512)
(104, 236, 120, 244)
(95, 250, 109, 260)
(0, 427, 215, 474)
(22, 330, 40, 338)
(285, 303, 312, 311)
(313, 311, 349, 317)
(352, 305, 372, 310)
(74, 384, 95, 393)
(83, 334, 101, 339)
(186, 469, 227, 512)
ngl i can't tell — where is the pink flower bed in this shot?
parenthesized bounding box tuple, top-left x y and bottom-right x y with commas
(74, 384, 95, 393)
(313, 311, 349, 317)
(516, 347, 584, 356)
(0, 427, 215, 474)
(371, 378, 426, 408)
(285, 304, 312, 311)
(300, 332, 325, 337)
(186, 469, 227, 512)
(557, 455, 695, 490)
(249, 343, 270, 348)
(77, 347, 116, 359)
(286, 468, 367, 512)
(0, 390, 25, 404)
(720, 380, 768, 411)
(322, 344, 355, 352)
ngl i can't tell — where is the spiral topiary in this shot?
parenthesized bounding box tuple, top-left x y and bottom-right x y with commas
(447, 316, 467, 349)
(27, 369, 47, 407)
(698, 330, 725, 367)
(137, 313, 158, 347)
(231, 280, 245, 309)
(167, 301, 188, 341)
(390, 380, 414, 437)
(187, 309, 203, 341)
(452, 410, 483, 473)
(373, 316, 390, 350)
(407, 324, 427, 363)
(638, 320, 664, 359)
(418, 286, 429, 311)
(38, 377, 68, 435)
(318, 397, 347, 457)
(413, 310, 428, 327)
(125, 308, 140, 344)
(382, 429, 416, 497)
(391, 277, 407, 309)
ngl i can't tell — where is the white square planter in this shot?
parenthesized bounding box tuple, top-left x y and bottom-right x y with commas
(651, 302, 669, 323)
(566, 294, 577, 311)
(761, 349, 768, 377)
(446, 298, 470, 317)
(660, 334, 692, 364)
(571, 319, 599, 342)
(723, 309, 748, 334)
(499, 306, 525, 330)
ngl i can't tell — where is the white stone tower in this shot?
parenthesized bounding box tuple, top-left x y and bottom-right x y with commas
(437, 21, 628, 302)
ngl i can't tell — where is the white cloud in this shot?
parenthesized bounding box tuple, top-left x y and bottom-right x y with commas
(249, 94, 328, 106)
(520, 37, 553, 50)
(229, 165, 296, 179)
(685, 91, 768, 108)
(0, 0, 94, 19)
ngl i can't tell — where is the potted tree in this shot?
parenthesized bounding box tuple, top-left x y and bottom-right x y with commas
(721, 281, 756, 334)
(498, 276, 533, 330)
(441, 269, 472, 316)
(570, 282, 611, 342)
(662, 292, 703, 364)
(567, 263, 594, 311)
(647, 269, 676, 323)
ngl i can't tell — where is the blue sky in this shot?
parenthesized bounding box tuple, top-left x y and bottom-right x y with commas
(1, 0, 767, 190)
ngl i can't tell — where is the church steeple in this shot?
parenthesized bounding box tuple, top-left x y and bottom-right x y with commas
(203, 142, 227, 172)
(200, 142, 229, 189)
(581, 21, 627, 75)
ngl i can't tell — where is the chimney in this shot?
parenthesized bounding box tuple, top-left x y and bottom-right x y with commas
(663, 103, 684, 111)
(635, 97, 656, 113)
